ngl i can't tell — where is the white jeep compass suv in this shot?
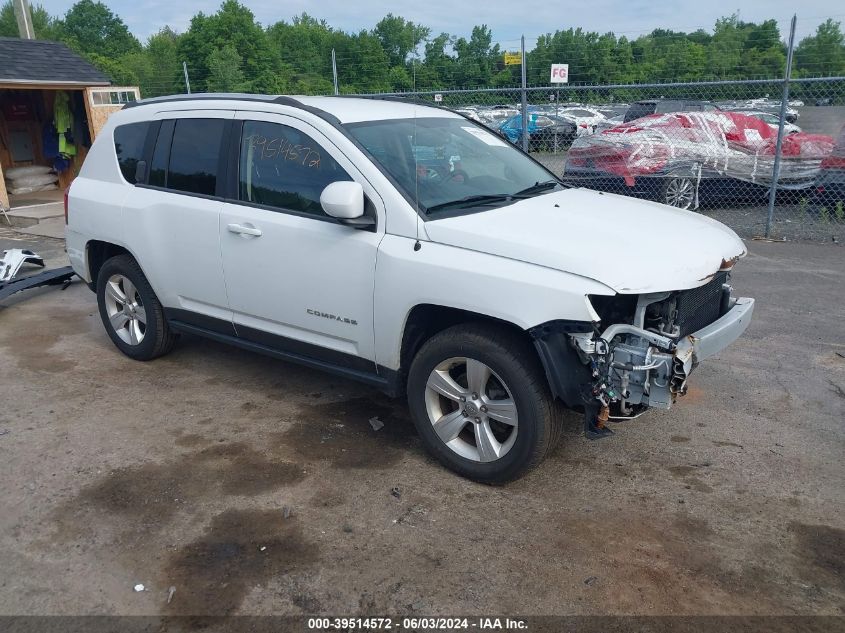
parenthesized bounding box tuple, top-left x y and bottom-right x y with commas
(66, 94, 754, 482)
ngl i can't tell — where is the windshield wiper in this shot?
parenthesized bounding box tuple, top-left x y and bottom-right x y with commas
(513, 180, 561, 197)
(426, 194, 515, 213)
(426, 181, 563, 213)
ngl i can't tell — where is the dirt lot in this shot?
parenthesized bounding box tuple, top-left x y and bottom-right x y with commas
(0, 233, 843, 619)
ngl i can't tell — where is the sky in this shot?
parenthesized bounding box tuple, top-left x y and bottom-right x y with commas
(36, 0, 845, 45)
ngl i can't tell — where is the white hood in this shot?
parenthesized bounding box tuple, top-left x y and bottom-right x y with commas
(424, 188, 746, 294)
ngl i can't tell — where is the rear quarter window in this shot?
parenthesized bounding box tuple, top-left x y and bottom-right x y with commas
(113, 122, 149, 184)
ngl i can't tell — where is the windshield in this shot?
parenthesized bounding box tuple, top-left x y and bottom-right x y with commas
(345, 116, 559, 215)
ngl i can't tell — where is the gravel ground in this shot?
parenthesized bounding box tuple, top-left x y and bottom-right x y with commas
(0, 235, 843, 621)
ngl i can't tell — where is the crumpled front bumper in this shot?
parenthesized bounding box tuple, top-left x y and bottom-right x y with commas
(674, 296, 755, 373)
(566, 295, 755, 411)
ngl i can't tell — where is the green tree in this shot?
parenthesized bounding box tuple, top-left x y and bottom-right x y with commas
(529, 28, 606, 85)
(418, 32, 455, 89)
(179, 0, 282, 92)
(708, 15, 744, 79)
(60, 0, 141, 58)
(1, 4, 838, 98)
(207, 44, 247, 92)
(122, 27, 182, 96)
(84, 52, 139, 85)
(387, 65, 412, 91)
(373, 13, 429, 67)
(453, 25, 500, 88)
(0, 1, 59, 38)
(333, 29, 391, 93)
(267, 13, 334, 93)
(795, 19, 845, 76)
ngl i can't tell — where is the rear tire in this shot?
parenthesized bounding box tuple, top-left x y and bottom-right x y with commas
(96, 254, 176, 361)
(407, 323, 560, 483)
(661, 176, 696, 209)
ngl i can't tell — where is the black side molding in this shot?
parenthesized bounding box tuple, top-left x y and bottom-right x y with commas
(164, 308, 401, 397)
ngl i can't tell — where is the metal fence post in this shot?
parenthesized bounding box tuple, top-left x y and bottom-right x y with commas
(521, 35, 528, 152)
(182, 61, 191, 94)
(765, 14, 797, 238)
(331, 48, 339, 95)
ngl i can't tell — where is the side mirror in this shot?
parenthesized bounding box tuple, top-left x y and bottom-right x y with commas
(320, 181, 374, 229)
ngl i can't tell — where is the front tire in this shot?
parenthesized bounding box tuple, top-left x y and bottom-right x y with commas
(96, 254, 176, 360)
(407, 323, 560, 483)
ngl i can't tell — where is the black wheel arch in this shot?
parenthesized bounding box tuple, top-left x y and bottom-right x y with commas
(86, 240, 134, 291)
(397, 304, 589, 408)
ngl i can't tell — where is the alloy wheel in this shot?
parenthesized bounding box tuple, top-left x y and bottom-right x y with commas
(424, 357, 518, 462)
(103, 274, 147, 345)
(664, 177, 695, 209)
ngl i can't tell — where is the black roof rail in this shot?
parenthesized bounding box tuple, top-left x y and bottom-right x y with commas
(121, 92, 342, 124)
(122, 92, 278, 108)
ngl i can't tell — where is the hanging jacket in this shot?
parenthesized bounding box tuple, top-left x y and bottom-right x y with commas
(54, 91, 77, 157)
(42, 121, 59, 159)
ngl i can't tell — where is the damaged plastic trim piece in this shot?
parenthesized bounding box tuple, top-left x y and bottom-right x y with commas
(0, 249, 75, 301)
(0, 249, 44, 282)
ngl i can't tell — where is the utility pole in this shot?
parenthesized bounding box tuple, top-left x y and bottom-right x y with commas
(331, 49, 339, 95)
(765, 14, 797, 238)
(182, 61, 191, 94)
(13, 0, 35, 39)
(520, 35, 528, 153)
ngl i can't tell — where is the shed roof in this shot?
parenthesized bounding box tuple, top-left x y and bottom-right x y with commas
(0, 37, 110, 87)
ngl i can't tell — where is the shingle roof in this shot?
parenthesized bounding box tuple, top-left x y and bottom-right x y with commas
(0, 37, 110, 86)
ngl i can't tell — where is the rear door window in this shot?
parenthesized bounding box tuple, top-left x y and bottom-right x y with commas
(167, 119, 225, 196)
(113, 122, 148, 184)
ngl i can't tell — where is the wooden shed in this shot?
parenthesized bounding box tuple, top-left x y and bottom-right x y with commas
(0, 37, 139, 210)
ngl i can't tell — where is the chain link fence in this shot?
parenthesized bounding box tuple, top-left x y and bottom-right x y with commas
(353, 77, 845, 242)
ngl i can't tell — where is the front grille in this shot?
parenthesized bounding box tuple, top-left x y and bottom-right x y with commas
(674, 272, 728, 337)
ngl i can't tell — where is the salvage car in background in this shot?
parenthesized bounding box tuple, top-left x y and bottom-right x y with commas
(622, 99, 719, 123)
(563, 111, 834, 209)
(498, 112, 577, 150)
(813, 123, 845, 212)
(555, 106, 606, 136)
(720, 98, 800, 123)
(732, 110, 802, 135)
(475, 105, 520, 129)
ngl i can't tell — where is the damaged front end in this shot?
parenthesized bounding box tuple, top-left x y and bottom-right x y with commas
(532, 272, 754, 439)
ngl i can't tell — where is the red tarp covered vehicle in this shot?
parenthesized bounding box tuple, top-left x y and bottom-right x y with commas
(563, 111, 834, 209)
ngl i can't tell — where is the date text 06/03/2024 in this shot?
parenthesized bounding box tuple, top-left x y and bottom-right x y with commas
(306, 617, 529, 630)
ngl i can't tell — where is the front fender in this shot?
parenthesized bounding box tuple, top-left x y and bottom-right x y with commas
(373, 235, 613, 371)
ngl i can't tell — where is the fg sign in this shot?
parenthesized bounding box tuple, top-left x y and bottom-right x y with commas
(550, 64, 569, 83)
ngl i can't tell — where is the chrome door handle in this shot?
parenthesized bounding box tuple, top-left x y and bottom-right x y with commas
(227, 223, 262, 237)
